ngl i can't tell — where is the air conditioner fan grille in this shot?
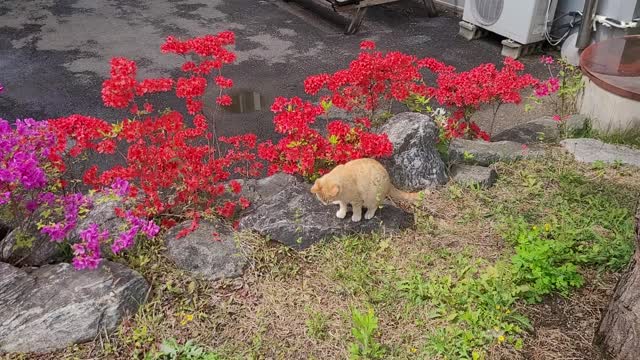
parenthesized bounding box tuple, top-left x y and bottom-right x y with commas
(471, 0, 504, 26)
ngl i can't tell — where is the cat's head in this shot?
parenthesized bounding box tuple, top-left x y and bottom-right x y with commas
(310, 178, 340, 205)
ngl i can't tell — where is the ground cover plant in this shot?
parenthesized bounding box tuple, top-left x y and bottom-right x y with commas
(12, 152, 635, 360)
(2, 31, 638, 360)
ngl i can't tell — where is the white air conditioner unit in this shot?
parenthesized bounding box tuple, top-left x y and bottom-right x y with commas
(462, 0, 558, 45)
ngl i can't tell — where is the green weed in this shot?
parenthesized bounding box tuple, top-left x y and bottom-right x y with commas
(348, 307, 385, 360)
(305, 308, 329, 340)
(146, 339, 222, 360)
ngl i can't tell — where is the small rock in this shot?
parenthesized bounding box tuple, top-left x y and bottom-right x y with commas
(0, 228, 63, 267)
(564, 114, 589, 133)
(451, 165, 497, 189)
(70, 198, 125, 241)
(560, 138, 640, 167)
(492, 116, 560, 144)
(378, 112, 447, 191)
(448, 139, 545, 166)
(239, 174, 414, 250)
(0, 261, 149, 353)
(165, 220, 247, 281)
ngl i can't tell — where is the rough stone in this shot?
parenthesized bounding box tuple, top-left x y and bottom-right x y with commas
(448, 139, 545, 166)
(234, 172, 301, 206)
(0, 197, 125, 267)
(70, 198, 125, 241)
(560, 138, 640, 167)
(165, 220, 247, 281)
(239, 174, 414, 250)
(0, 261, 149, 354)
(378, 112, 447, 191)
(0, 228, 63, 267)
(451, 165, 497, 189)
(564, 114, 589, 133)
(492, 116, 560, 144)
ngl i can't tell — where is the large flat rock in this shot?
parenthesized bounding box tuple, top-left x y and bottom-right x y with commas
(0, 261, 149, 353)
(239, 174, 414, 250)
(560, 138, 640, 167)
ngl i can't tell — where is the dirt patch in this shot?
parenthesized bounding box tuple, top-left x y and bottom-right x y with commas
(516, 272, 618, 360)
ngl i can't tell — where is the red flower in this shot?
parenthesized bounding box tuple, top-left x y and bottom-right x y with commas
(135, 78, 174, 96)
(304, 74, 330, 95)
(216, 201, 236, 218)
(176, 77, 206, 98)
(359, 40, 376, 50)
(229, 180, 242, 194)
(96, 139, 116, 154)
(186, 97, 203, 115)
(216, 95, 232, 106)
(239, 197, 250, 209)
(214, 76, 233, 89)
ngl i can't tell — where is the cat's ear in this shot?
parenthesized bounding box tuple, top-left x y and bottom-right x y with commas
(310, 180, 320, 194)
(328, 184, 340, 197)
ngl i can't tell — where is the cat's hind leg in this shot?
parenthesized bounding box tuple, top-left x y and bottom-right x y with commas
(364, 200, 378, 220)
(364, 207, 377, 220)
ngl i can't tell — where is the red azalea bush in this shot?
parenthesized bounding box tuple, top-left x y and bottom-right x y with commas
(49, 31, 261, 236)
(257, 96, 393, 179)
(427, 57, 539, 140)
(302, 40, 540, 141)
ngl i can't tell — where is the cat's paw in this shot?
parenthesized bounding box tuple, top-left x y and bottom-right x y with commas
(364, 211, 376, 220)
(336, 210, 347, 219)
(351, 214, 362, 222)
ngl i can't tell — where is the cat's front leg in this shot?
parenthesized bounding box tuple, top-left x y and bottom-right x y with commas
(335, 201, 348, 219)
(351, 203, 362, 222)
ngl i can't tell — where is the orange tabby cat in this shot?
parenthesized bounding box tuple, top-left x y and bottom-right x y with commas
(310, 158, 420, 222)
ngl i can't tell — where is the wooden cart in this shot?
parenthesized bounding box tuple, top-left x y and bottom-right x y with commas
(286, 0, 438, 34)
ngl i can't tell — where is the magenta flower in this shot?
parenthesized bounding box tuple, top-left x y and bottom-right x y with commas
(110, 178, 130, 197)
(540, 56, 554, 65)
(72, 223, 109, 270)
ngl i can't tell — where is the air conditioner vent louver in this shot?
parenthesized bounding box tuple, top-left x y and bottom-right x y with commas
(471, 0, 504, 26)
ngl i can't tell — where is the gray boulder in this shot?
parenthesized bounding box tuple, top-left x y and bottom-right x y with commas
(70, 198, 125, 240)
(0, 261, 149, 353)
(0, 197, 125, 267)
(560, 138, 640, 167)
(564, 114, 589, 133)
(378, 112, 447, 191)
(0, 227, 62, 267)
(165, 220, 247, 281)
(450, 165, 497, 189)
(239, 174, 414, 250)
(448, 139, 545, 166)
(492, 116, 560, 144)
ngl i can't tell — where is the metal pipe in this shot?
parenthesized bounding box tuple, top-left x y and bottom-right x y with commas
(577, 0, 598, 49)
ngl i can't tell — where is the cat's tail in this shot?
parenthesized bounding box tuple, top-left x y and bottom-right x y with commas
(388, 185, 423, 205)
